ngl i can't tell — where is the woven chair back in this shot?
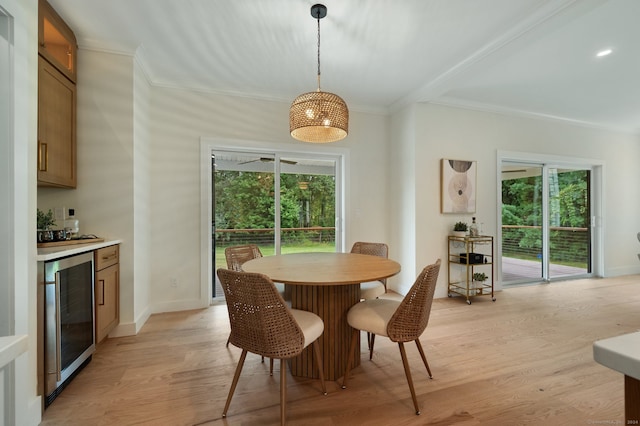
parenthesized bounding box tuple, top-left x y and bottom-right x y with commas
(387, 259, 441, 343)
(217, 268, 305, 359)
(350, 242, 388, 258)
(224, 244, 263, 271)
(351, 242, 389, 286)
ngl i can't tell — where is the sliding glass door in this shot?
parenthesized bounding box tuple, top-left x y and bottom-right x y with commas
(279, 156, 337, 254)
(213, 152, 277, 258)
(501, 161, 591, 285)
(501, 163, 545, 283)
(547, 167, 591, 280)
(212, 150, 340, 297)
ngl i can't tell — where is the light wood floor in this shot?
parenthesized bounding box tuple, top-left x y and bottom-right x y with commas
(41, 275, 640, 425)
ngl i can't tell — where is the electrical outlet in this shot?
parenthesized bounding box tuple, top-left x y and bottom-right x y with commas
(54, 207, 66, 222)
(170, 278, 178, 288)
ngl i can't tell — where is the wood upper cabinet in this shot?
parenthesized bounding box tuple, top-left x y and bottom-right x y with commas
(38, 0, 76, 82)
(38, 0, 77, 188)
(38, 57, 76, 188)
(95, 245, 120, 344)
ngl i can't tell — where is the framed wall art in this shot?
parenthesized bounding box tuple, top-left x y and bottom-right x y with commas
(441, 158, 476, 214)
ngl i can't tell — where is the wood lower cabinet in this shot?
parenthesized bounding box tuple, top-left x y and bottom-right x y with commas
(95, 245, 119, 343)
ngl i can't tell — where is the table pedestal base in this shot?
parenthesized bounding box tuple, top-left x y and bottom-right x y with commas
(289, 283, 360, 381)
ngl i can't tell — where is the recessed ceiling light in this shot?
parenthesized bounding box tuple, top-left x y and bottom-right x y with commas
(596, 49, 612, 57)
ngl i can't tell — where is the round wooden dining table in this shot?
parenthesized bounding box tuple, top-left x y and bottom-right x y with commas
(243, 252, 401, 381)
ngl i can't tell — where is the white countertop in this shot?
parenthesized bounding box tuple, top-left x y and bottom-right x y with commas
(37, 239, 122, 261)
(0, 335, 28, 369)
(593, 331, 640, 380)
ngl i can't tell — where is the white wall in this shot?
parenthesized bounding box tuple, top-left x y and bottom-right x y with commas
(399, 103, 640, 298)
(148, 85, 392, 310)
(132, 54, 151, 329)
(1, 0, 41, 423)
(388, 105, 418, 292)
(39, 47, 640, 323)
(41, 46, 393, 328)
(0, 8, 10, 422)
(38, 49, 148, 335)
(0, 0, 11, 342)
(8, 10, 640, 419)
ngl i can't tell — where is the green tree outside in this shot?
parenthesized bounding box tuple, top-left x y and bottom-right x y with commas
(214, 170, 335, 246)
(502, 170, 589, 267)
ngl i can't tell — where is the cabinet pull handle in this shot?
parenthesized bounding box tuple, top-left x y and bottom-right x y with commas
(101, 253, 117, 261)
(54, 272, 62, 381)
(38, 141, 48, 171)
(98, 279, 105, 305)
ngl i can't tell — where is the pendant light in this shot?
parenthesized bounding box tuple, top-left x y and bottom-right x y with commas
(290, 4, 349, 143)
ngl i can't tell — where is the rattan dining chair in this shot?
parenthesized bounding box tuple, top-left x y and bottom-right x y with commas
(224, 244, 286, 343)
(224, 244, 284, 374)
(341, 259, 441, 415)
(225, 244, 286, 296)
(224, 245, 263, 349)
(224, 244, 263, 270)
(217, 268, 327, 426)
(350, 242, 389, 299)
(350, 242, 389, 354)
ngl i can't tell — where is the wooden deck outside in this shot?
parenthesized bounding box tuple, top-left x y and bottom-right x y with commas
(502, 256, 587, 283)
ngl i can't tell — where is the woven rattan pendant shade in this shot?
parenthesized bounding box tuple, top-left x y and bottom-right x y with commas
(290, 4, 348, 143)
(290, 90, 349, 143)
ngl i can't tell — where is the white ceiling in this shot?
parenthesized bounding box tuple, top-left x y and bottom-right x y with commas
(49, 0, 640, 133)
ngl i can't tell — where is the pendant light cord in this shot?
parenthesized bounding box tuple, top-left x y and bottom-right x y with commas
(316, 12, 321, 91)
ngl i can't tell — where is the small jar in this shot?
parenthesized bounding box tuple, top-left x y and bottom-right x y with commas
(53, 229, 67, 241)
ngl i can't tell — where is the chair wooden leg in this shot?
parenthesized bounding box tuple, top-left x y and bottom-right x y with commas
(415, 339, 433, 378)
(270, 358, 274, 376)
(225, 334, 230, 347)
(222, 349, 247, 418)
(312, 340, 327, 395)
(398, 342, 421, 415)
(369, 334, 376, 360)
(280, 359, 286, 426)
(341, 329, 359, 389)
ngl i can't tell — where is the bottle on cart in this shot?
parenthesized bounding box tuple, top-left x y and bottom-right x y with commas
(64, 208, 80, 239)
(470, 217, 479, 237)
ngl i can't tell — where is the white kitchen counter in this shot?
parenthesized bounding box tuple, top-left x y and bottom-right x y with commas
(0, 335, 28, 370)
(594, 331, 640, 380)
(593, 331, 640, 423)
(37, 239, 122, 261)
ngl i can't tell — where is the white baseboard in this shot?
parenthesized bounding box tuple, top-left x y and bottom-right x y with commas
(25, 396, 43, 426)
(107, 305, 150, 338)
(108, 321, 138, 338)
(107, 298, 209, 338)
(151, 298, 210, 314)
(605, 265, 640, 277)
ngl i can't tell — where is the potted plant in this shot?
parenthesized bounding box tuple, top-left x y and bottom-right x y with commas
(37, 208, 56, 242)
(472, 272, 488, 284)
(452, 221, 468, 237)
